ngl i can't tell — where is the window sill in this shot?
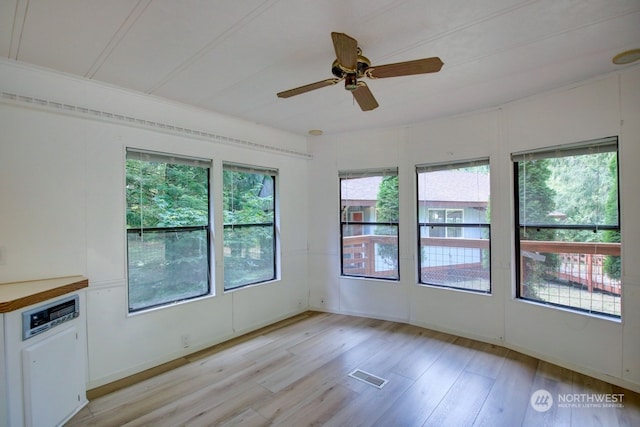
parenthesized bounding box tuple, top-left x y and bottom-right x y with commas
(340, 275, 400, 284)
(417, 282, 492, 296)
(515, 297, 621, 323)
(223, 278, 281, 294)
(127, 292, 216, 317)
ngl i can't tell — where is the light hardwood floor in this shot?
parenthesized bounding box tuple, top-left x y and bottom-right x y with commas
(67, 311, 640, 426)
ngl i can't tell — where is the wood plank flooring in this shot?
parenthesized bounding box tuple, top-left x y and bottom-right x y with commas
(66, 311, 640, 426)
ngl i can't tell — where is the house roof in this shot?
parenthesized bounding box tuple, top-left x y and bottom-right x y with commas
(341, 171, 489, 204)
(418, 170, 490, 203)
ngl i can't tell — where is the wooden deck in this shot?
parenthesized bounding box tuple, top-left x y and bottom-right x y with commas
(67, 311, 640, 426)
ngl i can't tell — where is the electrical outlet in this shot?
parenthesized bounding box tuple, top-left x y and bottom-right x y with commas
(181, 334, 190, 348)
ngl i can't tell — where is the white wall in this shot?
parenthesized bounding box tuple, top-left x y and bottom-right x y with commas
(0, 59, 310, 388)
(308, 67, 640, 392)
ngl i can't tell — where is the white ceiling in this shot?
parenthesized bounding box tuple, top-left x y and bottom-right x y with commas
(2, 0, 639, 136)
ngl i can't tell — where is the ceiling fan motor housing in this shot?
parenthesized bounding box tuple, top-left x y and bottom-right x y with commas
(331, 51, 371, 79)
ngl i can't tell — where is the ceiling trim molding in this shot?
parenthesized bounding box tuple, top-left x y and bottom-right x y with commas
(0, 91, 312, 159)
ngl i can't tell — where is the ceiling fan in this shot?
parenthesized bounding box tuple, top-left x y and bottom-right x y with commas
(277, 32, 443, 111)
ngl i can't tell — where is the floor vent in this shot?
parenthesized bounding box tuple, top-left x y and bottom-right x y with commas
(348, 369, 388, 389)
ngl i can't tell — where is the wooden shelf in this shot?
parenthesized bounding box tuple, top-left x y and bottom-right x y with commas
(0, 276, 88, 313)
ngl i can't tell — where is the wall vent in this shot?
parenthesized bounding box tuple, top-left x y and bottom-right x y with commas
(348, 369, 388, 389)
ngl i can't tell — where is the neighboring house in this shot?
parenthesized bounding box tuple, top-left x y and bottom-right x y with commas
(341, 176, 383, 225)
(341, 171, 490, 234)
(417, 170, 490, 239)
(341, 171, 490, 279)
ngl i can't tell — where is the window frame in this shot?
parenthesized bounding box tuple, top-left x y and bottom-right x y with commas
(125, 148, 212, 313)
(512, 136, 621, 318)
(339, 168, 400, 281)
(416, 159, 491, 293)
(222, 162, 278, 291)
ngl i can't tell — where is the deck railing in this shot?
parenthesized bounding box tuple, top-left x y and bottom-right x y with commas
(520, 240, 621, 295)
(342, 236, 622, 295)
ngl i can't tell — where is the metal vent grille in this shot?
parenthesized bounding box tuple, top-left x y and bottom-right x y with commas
(348, 369, 388, 389)
(0, 92, 311, 159)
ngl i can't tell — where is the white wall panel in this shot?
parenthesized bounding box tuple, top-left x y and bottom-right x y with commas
(406, 110, 499, 163)
(410, 286, 505, 343)
(622, 284, 640, 385)
(619, 68, 640, 285)
(339, 277, 409, 323)
(85, 129, 126, 284)
(503, 74, 620, 152)
(230, 274, 305, 335)
(0, 59, 310, 389)
(86, 284, 234, 388)
(0, 106, 87, 282)
(619, 68, 640, 386)
(504, 300, 622, 377)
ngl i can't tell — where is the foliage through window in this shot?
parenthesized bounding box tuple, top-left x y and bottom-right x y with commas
(513, 137, 620, 317)
(417, 160, 491, 292)
(223, 164, 277, 290)
(126, 149, 211, 312)
(340, 168, 399, 280)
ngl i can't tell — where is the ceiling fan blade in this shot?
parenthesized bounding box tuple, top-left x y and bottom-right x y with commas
(331, 32, 358, 71)
(352, 83, 379, 111)
(277, 78, 341, 98)
(366, 57, 443, 79)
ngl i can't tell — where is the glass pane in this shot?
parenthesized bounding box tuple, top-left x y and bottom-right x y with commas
(341, 175, 399, 223)
(418, 163, 490, 291)
(519, 228, 621, 316)
(420, 225, 490, 292)
(418, 167, 490, 224)
(340, 173, 399, 281)
(224, 225, 275, 290)
(516, 144, 621, 317)
(518, 151, 618, 226)
(223, 169, 276, 290)
(447, 210, 463, 223)
(223, 171, 274, 224)
(342, 224, 398, 280)
(128, 229, 209, 311)
(429, 209, 445, 223)
(126, 160, 209, 228)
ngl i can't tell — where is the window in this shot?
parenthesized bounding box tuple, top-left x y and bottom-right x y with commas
(126, 149, 211, 312)
(417, 159, 491, 292)
(340, 168, 399, 280)
(513, 137, 620, 317)
(427, 209, 464, 238)
(223, 163, 277, 290)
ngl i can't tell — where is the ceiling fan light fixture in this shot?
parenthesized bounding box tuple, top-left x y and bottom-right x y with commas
(345, 74, 358, 91)
(308, 129, 323, 136)
(612, 49, 640, 65)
